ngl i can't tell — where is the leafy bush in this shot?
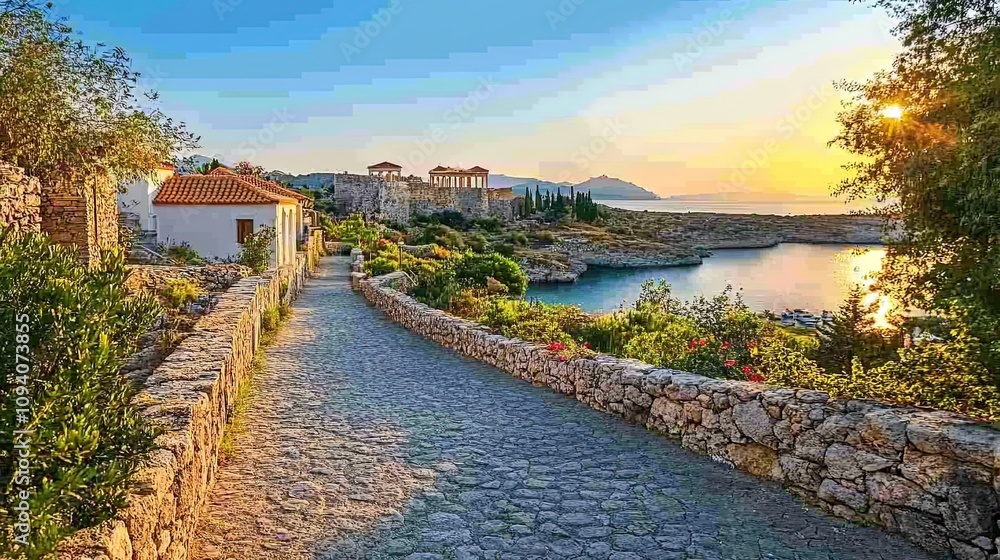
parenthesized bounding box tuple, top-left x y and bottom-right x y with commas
(492, 242, 515, 257)
(261, 306, 281, 334)
(468, 217, 501, 233)
(363, 256, 398, 276)
(506, 232, 529, 247)
(452, 252, 528, 296)
(0, 234, 160, 558)
(237, 225, 275, 274)
(163, 242, 203, 265)
(160, 278, 201, 309)
(414, 224, 465, 250)
(465, 232, 488, 253)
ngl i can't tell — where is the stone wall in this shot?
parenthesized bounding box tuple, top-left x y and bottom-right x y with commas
(379, 181, 410, 224)
(488, 198, 517, 222)
(40, 173, 119, 264)
(124, 264, 252, 296)
(60, 254, 313, 560)
(360, 273, 1000, 560)
(0, 162, 41, 233)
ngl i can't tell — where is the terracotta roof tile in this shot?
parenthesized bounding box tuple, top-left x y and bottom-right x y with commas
(153, 174, 295, 205)
(238, 174, 313, 207)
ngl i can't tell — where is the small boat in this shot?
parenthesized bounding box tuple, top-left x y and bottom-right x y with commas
(793, 309, 810, 319)
(798, 315, 820, 327)
(779, 309, 795, 327)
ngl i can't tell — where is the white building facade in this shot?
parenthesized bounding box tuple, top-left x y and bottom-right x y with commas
(152, 170, 303, 267)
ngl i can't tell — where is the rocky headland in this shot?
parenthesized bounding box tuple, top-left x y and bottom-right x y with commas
(518, 208, 891, 283)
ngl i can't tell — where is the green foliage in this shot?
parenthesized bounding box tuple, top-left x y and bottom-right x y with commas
(363, 255, 398, 276)
(196, 158, 222, 174)
(160, 278, 201, 309)
(831, 0, 1000, 377)
(465, 232, 488, 253)
(162, 242, 203, 266)
(0, 2, 197, 183)
(0, 233, 161, 558)
(816, 284, 898, 374)
(237, 226, 275, 274)
(413, 224, 465, 250)
(506, 232, 529, 247)
(468, 217, 501, 233)
(452, 252, 529, 296)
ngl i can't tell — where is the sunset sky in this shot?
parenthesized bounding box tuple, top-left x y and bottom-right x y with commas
(63, 0, 899, 197)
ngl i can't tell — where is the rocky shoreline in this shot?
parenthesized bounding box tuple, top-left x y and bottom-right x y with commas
(521, 210, 889, 283)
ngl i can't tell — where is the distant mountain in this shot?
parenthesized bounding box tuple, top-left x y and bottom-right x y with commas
(573, 175, 659, 200)
(506, 175, 658, 200)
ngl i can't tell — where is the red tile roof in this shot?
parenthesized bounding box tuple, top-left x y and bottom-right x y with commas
(153, 174, 297, 205)
(237, 173, 314, 207)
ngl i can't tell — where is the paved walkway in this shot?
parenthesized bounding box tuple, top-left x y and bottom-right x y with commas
(192, 259, 930, 560)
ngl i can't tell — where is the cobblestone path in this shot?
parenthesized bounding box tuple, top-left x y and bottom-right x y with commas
(193, 259, 931, 560)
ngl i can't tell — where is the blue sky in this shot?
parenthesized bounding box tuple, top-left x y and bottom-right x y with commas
(59, 0, 899, 196)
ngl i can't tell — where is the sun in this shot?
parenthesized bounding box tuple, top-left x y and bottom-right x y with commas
(880, 105, 904, 120)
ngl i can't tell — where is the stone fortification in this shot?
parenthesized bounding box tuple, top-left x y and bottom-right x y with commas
(335, 174, 517, 222)
(360, 272, 1000, 560)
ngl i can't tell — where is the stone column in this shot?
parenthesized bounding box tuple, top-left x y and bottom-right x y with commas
(40, 172, 119, 265)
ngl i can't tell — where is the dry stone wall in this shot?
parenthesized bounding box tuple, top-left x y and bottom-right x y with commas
(59, 254, 312, 560)
(0, 162, 42, 233)
(124, 264, 252, 296)
(40, 173, 118, 264)
(360, 272, 1000, 560)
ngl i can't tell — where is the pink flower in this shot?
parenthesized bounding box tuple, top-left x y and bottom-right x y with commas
(724, 359, 737, 368)
(742, 365, 753, 375)
(557, 355, 566, 362)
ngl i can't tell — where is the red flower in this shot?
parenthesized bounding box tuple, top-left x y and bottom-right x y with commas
(547, 342, 566, 353)
(688, 339, 698, 349)
(557, 355, 566, 362)
(721, 342, 731, 350)
(741, 365, 753, 375)
(583, 342, 591, 349)
(699, 338, 707, 347)
(724, 359, 737, 367)
(748, 373, 765, 383)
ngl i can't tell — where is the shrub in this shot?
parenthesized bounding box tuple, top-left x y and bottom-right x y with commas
(261, 306, 281, 334)
(451, 252, 528, 296)
(160, 278, 201, 309)
(492, 243, 515, 257)
(506, 232, 529, 247)
(465, 232, 488, 253)
(363, 256, 398, 276)
(163, 242, 203, 265)
(237, 226, 275, 274)
(414, 224, 465, 250)
(0, 234, 160, 557)
(468, 217, 501, 233)
(531, 231, 555, 242)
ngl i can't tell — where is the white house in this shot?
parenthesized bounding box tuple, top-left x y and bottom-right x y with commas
(116, 163, 176, 231)
(152, 168, 304, 267)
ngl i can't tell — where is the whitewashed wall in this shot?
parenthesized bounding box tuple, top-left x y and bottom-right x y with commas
(155, 204, 289, 265)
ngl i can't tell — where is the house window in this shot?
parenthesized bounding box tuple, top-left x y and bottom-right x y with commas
(236, 219, 254, 244)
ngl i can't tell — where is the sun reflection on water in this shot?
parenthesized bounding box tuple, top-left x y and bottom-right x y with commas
(838, 247, 894, 329)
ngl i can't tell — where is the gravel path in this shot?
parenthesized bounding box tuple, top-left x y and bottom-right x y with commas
(192, 258, 930, 560)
